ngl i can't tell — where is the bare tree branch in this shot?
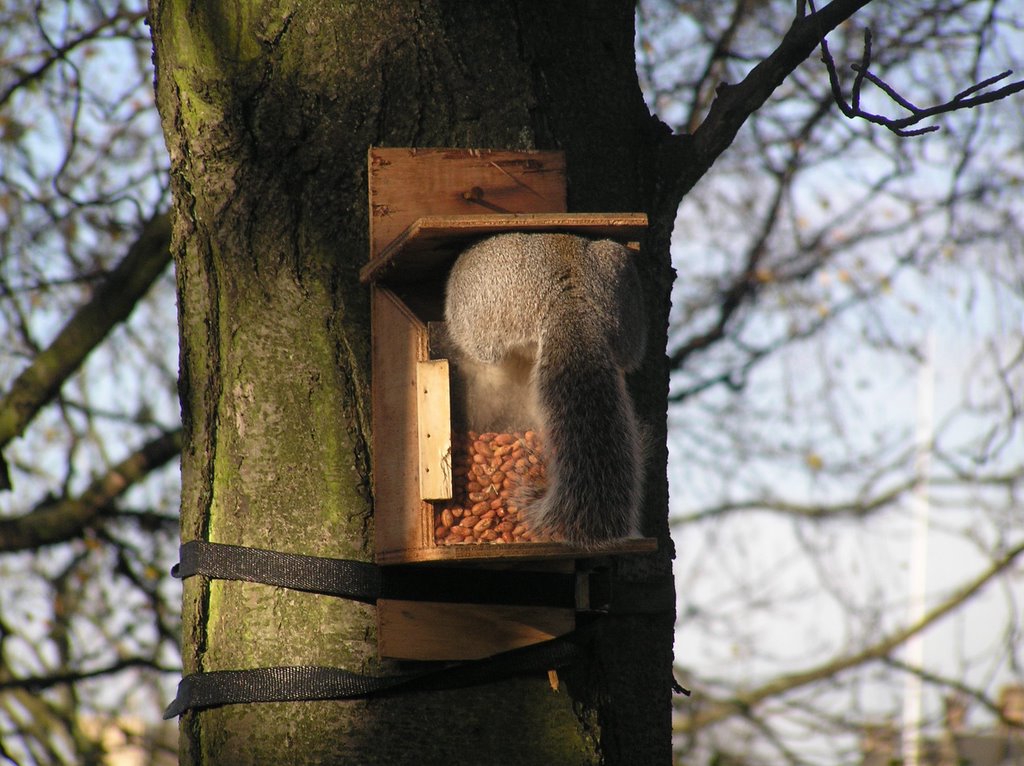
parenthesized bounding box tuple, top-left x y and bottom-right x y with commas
(683, 0, 754, 135)
(0, 9, 147, 110)
(880, 656, 1017, 727)
(0, 657, 175, 693)
(669, 94, 834, 374)
(680, 0, 874, 191)
(672, 479, 913, 525)
(819, 24, 1024, 136)
(0, 213, 171, 489)
(672, 463, 1024, 525)
(675, 538, 1024, 733)
(0, 429, 181, 551)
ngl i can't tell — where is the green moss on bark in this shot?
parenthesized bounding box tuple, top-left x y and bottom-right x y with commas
(151, 1, 674, 763)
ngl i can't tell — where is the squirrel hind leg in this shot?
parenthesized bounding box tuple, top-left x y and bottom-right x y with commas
(516, 430, 643, 548)
(516, 352, 643, 548)
(517, 480, 641, 549)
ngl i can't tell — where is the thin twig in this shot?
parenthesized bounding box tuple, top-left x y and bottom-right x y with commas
(817, 21, 1024, 136)
(676, 539, 1024, 732)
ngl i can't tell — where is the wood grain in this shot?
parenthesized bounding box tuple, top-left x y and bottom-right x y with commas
(361, 212, 648, 284)
(368, 147, 567, 259)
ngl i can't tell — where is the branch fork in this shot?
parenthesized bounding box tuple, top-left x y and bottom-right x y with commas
(819, 25, 1024, 136)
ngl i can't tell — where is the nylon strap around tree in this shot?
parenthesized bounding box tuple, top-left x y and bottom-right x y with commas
(172, 536, 380, 606)
(163, 628, 587, 719)
(173, 540, 381, 603)
(173, 539, 581, 609)
(164, 540, 595, 717)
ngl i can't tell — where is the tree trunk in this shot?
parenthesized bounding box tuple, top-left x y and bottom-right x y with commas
(150, 2, 680, 763)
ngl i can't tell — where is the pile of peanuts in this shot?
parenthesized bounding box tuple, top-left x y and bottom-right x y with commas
(434, 430, 554, 545)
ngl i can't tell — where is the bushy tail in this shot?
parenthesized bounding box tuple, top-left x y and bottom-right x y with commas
(520, 314, 644, 548)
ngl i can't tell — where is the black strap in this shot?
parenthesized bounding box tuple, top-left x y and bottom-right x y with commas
(174, 540, 582, 609)
(174, 540, 381, 602)
(165, 540, 594, 718)
(164, 541, 684, 717)
(164, 623, 588, 718)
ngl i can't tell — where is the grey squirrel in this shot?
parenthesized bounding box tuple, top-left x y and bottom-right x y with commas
(444, 232, 646, 547)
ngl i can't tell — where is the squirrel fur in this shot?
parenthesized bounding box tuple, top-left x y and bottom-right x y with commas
(444, 232, 646, 547)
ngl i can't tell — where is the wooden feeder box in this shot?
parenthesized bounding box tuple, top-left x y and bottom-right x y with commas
(362, 148, 657, 661)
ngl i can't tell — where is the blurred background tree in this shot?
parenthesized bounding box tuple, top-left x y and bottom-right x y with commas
(0, 3, 178, 762)
(0, 1, 1020, 764)
(638, 1, 1024, 762)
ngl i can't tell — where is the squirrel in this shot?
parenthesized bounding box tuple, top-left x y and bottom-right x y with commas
(444, 231, 646, 548)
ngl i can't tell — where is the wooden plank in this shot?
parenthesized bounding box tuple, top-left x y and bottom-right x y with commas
(377, 599, 575, 660)
(416, 359, 452, 501)
(371, 287, 434, 560)
(368, 148, 567, 260)
(375, 537, 659, 566)
(360, 212, 649, 284)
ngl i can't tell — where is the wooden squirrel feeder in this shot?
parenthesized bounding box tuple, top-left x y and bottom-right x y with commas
(362, 147, 656, 660)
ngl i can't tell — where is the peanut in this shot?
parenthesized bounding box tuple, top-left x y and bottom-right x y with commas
(432, 429, 552, 545)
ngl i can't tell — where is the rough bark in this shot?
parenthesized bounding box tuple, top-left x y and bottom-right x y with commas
(150, 1, 678, 763)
